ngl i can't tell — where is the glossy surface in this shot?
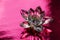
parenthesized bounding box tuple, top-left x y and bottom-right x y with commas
(0, 0, 51, 40)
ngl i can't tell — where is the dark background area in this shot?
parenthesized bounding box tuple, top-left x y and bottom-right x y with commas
(50, 0, 60, 40)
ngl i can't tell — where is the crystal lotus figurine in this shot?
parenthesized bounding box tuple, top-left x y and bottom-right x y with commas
(20, 6, 53, 40)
